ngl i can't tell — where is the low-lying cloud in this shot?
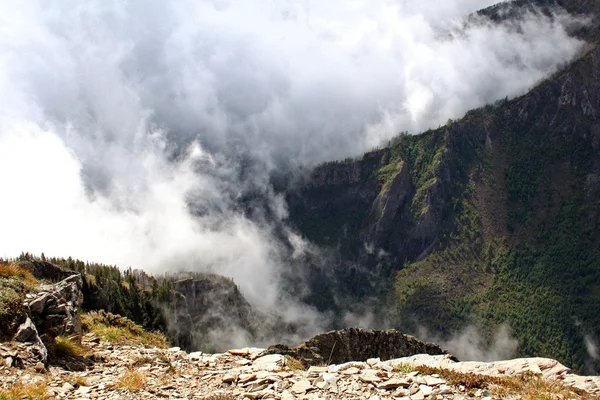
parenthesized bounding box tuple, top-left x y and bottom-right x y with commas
(0, 0, 587, 346)
(418, 324, 519, 362)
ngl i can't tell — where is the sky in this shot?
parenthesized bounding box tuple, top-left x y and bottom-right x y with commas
(0, 0, 587, 340)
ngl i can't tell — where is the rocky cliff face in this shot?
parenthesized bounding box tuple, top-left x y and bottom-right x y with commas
(170, 275, 260, 352)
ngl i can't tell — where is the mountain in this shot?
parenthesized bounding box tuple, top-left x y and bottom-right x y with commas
(283, 0, 600, 374)
(3, 0, 599, 378)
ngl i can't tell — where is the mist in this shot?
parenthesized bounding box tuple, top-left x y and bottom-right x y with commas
(417, 324, 518, 362)
(0, 0, 587, 346)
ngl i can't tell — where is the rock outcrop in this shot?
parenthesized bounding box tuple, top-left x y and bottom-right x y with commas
(14, 274, 83, 364)
(24, 274, 83, 344)
(266, 328, 450, 366)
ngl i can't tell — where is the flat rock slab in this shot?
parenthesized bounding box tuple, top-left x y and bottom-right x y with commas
(291, 379, 313, 394)
(252, 354, 286, 372)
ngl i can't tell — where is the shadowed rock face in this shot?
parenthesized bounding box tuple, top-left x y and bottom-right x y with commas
(17, 260, 77, 282)
(266, 327, 452, 366)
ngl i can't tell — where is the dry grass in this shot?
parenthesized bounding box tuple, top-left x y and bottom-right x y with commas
(116, 369, 146, 392)
(415, 366, 593, 399)
(48, 336, 86, 358)
(69, 376, 88, 388)
(284, 355, 307, 371)
(394, 362, 415, 374)
(0, 379, 50, 400)
(82, 311, 168, 348)
(0, 262, 37, 286)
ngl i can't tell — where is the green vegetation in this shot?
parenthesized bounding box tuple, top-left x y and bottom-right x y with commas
(82, 311, 169, 348)
(375, 162, 402, 185)
(393, 362, 415, 373)
(48, 336, 87, 358)
(0, 263, 37, 339)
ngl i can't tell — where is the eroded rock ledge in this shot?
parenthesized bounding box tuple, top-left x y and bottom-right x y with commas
(266, 327, 452, 366)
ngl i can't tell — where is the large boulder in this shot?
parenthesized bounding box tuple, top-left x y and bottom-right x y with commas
(23, 274, 83, 345)
(267, 327, 452, 366)
(15, 316, 48, 363)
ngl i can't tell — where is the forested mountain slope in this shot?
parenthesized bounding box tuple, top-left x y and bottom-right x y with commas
(285, 3, 600, 373)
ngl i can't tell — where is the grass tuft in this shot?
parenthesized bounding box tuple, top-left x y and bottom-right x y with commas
(0, 262, 37, 286)
(0, 379, 50, 400)
(394, 362, 415, 374)
(116, 368, 146, 392)
(49, 336, 86, 358)
(284, 355, 307, 371)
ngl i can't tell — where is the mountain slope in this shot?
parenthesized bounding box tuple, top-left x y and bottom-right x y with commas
(284, 10, 600, 373)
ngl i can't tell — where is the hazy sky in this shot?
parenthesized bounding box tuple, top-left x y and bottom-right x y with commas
(0, 0, 585, 327)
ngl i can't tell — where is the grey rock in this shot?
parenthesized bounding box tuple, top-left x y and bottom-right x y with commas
(419, 384, 433, 396)
(16, 316, 39, 342)
(28, 292, 52, 315)
(252, 354, 286, 372)
(291, 379, 313, 394)
(26, 274, 83, 345)
(377, 378, 410, 389)
(266, 327, 451, 366)
(15, 316, 48, 363)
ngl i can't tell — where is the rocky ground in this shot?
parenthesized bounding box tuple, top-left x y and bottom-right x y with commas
(1, 332, 600, 400)
(2, 265, 600, 399)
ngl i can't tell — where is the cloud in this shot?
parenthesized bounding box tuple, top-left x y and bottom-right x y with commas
(444, 325, 518, 361)
(585, 335, 599, 360)
(0, 0, 587, 346)
(418, 324, 518, 361)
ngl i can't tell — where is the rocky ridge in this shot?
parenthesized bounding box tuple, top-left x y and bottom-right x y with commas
(1, 333, 600, 399)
